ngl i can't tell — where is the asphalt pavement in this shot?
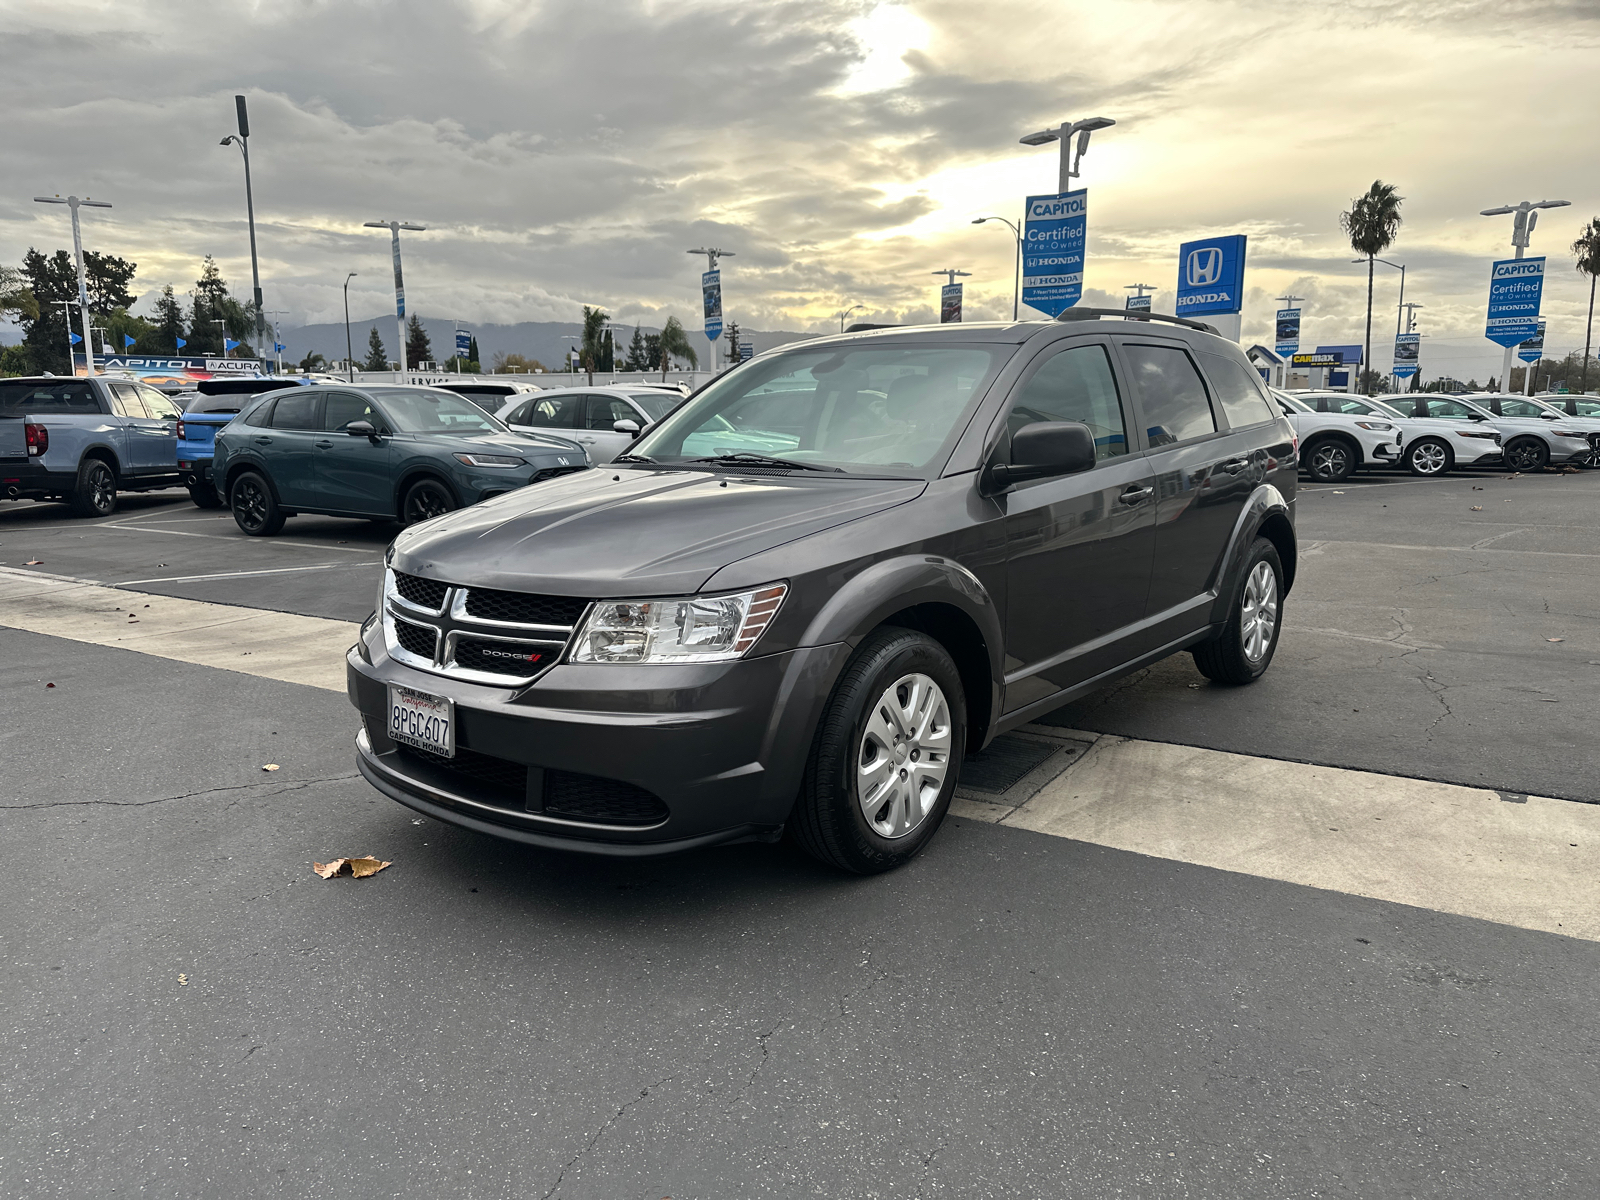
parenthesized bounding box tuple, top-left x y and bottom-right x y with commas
(3, 471, 1599, 1197)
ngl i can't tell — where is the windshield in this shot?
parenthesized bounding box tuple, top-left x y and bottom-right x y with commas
(1272, 390, 1311, 413)
(1368, 399, 1405, 418)
(632, 344, 1004, 474)
(364, 387, 505, 433)
(628, 393, 682, 422)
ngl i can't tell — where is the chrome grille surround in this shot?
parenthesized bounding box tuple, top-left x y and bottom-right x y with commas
(382, 568, 588, 687)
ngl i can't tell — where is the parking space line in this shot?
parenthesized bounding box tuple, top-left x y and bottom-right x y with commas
(99, 524, 380, 553)
(1307, 539, 1600, 560)
(987, 733, 1600, 943)
(114, 563, 376, 586)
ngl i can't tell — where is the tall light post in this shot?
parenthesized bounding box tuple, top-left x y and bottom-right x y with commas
(1480, 198, 1569, 392)
(1019, 116, 1116, 193)
(837, 304, 866, 332)
(364, 220, 427, 375)
(687, 247, 733, 374)
(1357, 257, 1407, 340)
(33, 194, 110, 377)
(972, 217, 1022, 319)
(265, 308, 289, 374)
(343, 273, 358, 381)
(219, 95, 266, 351)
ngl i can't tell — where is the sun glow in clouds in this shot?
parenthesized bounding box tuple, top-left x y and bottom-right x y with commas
(838, 3, 931, 94)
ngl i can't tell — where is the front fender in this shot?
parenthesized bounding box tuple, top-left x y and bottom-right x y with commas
(1207, 483, 1295, 626)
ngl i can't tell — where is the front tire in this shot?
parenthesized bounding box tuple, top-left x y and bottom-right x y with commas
(1192, 537, 1283, 685)
(1404, 437, 1453, 477)
(230, 470, 286, 536)
(68, 457, 117, 518)
(401, 478, 457, 526)
(791, 628, 966, 875)
(1302, 437, 1356, 483)
(1504, 437, 1549, 472)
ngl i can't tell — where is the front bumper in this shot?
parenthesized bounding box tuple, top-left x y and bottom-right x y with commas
(346, 623, 850, 855)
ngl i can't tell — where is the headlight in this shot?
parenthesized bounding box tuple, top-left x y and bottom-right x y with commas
(1354, 421, 1395, 431)
(453, 452, 526, 469)
(1455, 431, 1498, 439)
(571, 584, 787, 663)
(1552, 430, 1586, 439)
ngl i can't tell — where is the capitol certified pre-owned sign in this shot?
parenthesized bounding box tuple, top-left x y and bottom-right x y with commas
(1485, 257, 1545, 347)
(1175, 235, 1247, 317)
(1393, 334, 1420, 378)
(1022, 189, 1087, 317)
(1275, 308, 1301, 356)
(702, 269, 723, 342)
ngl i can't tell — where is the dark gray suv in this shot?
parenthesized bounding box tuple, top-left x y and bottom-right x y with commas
(347, 312, 1299, 873)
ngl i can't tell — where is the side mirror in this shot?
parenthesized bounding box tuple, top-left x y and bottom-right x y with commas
(346, 420, 378, 439)
(986, 421, 1097, 491)
(1468, 412, 1487, 421)
(612, 418, 641, 435)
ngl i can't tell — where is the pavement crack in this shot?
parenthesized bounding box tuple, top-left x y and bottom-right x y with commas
(2, 773, 359, 810)
(540, 1073, 674, 1200)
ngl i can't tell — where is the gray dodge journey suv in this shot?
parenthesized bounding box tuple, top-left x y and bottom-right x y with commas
(347, 311, 1298, 873)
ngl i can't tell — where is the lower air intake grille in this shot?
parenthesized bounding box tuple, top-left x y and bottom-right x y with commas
(393, 571, 447, 610)
(392, 618, 438, 661)
(398, 745, 527, 801)
(544, 770, 669, 826)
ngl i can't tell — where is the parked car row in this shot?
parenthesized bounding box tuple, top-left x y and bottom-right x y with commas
(1276, 389, 1600, 482)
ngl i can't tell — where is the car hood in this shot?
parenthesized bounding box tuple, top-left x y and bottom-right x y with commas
(392, 467, 926, 597)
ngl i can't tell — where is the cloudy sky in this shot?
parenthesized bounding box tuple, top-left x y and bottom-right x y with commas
(3, 0, 1598, 379)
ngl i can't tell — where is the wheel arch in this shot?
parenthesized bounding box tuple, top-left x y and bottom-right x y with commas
(1301, 430, 1362, 470)
(223, 458, 282, 505)
(78, 445, 121, 479)
(393, 469, 460, 517)
(1207, 484, 1296, 626)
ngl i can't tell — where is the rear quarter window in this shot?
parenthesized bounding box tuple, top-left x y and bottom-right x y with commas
(0, 380, 103, 415)
(1199, 352, 1277, 429)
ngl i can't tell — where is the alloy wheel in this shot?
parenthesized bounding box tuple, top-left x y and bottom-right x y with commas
(404, 481, 454, 524)
(86, 462, 115, 514)
(856, 672, 952, 839)
(1240, 560, 1278, 664)
(1309, 443, 1350, 481)
(233, 478, 269, 532)
(1504, 440, 1547, 472)
(1410, 441, 1448, 474)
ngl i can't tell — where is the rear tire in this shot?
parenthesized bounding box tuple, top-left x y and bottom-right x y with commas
(1504, 437, 1549, 472)
(401, 477, 458, 526)
(791, 628, 966, 875)
(1404, 437, 1453, 477)
(1302, 437, 1356, 483)
(1192, 537, 1283, 686)
(230, 470, 286, 536)
(188, 482, 224, 509)
(68, 457, 117, 518)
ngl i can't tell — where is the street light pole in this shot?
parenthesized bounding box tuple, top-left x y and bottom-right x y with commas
(219, 96, 265, 351)
(364, 220, 427, 376)
(265, 308, 289, 374)
(972, 217, 1022, 319)
(1019, 116, 1116, 194)
(837, 304, 866, 332)
(33, 194, 111, 377)
(343, 273, 358, 382)
(1480, 198, 1570, 392)
(687, 247, 733, 375)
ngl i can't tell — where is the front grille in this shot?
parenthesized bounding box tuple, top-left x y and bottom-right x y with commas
(529, 465, 588, 486)
(393, 617, 438, 660)
(398, 745, 527, 802)
(393, 571, 447, 611)
(455, 636, 555, 677)
(463, 587, 587, 626)
(544, 770, 669, 826)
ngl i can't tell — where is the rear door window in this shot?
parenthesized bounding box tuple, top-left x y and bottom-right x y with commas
(1006, 344, 1128, 461)
(109, 383, 150, 419)
(512, 392, 582, 428)
(1122, 344, 1218, 446)
(0, 380, 103, 414)
(137, 387, 182, 420)
(584, 395, 636, 429)
(1199, 353, 1277, 429)
(271, 392, 322, 430)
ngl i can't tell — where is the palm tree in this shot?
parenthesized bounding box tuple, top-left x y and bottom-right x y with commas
(1340, 180, 1404, 394)
(1571, 218, 1600, 394)
(657, 315, 698, 380)
(579, 305, 608, 386)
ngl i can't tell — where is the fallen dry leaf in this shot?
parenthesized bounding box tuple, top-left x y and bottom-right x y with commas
(178, 974, 188, 985)
(261, 763, 280, 772)
(1331, 490, 1345, 494)
(1548, 637, 1565, 643)
(24, 559, 42, 565)
(313, 855, 392, 880)
(1470, 506, 1482, 511)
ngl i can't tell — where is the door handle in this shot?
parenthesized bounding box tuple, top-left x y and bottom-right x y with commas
(314, 440, 333, 449)
(1218, 458, 1248, 474)
(1118, 484, 1154, 504)
(253, 436, 272, 445)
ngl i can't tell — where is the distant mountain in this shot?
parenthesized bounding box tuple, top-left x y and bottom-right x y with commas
(274, 316, 819, 370)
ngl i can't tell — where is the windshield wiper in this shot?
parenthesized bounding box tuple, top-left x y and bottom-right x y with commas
(611, 453, 657, 464)
(682, 452, 843, 473)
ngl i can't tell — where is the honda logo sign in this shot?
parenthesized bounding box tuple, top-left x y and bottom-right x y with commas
(1174, 235, 1247, 317)
(1185, 246, 1222, 287)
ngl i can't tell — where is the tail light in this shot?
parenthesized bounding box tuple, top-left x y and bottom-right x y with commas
(24, 423, 48, 457)
(175, 419, 187, 440)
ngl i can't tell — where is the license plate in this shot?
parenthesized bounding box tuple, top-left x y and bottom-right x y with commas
(388, 685, 455, 757)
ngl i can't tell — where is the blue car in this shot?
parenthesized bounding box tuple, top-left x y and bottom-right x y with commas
(179, 378, 305, 507)
(212, 383, 590, 536)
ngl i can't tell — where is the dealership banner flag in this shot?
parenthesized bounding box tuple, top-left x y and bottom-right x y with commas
(702, 269, 723, 341)
(1485, 256, 1545, 347)
(1275, 308, 1301, 356)
(1021, 189, 1086, 317)
(1392, 333, 1420, 379)
(1125, 294, 1151, 312)
(940, 283, 963, 323)
(1516, 320, 1546, 363)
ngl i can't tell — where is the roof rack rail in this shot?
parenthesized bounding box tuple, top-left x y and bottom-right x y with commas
(843, 322, 903, 333)
(1055, 308, 1218, 335)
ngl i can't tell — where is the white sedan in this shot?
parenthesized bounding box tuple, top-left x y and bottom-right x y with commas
(495, 386, 687, 464)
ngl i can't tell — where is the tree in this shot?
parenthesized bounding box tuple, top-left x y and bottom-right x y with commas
(16, 247, 139, 373)
(490, 351, 546, 374)
(1340, 180, 1404, 395)
(1571, 218, 1600, 394)
(723, 320, 742, 367)
(299, 352, 328, 373)
(579, 305, 609, 385)
(152, 285, 186, 353)
(405, 314, 433, 367)
(657, 315, 697, 379)
(0, 344, 31, 376)
(362, 327, 390, 372)
(1, 264, 38, 323)
(624, 324, 648, 372)
(187, 256, 256, 357)
(642, 332, 662, 374)
(467, 335, 481, 367)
